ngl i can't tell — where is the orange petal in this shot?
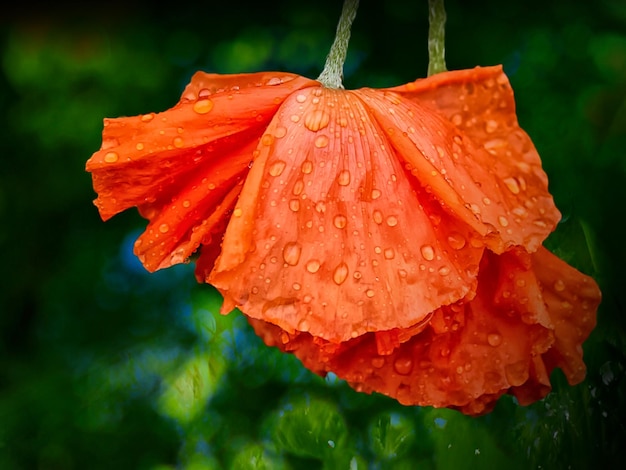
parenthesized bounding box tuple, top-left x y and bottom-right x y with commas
(385, 65, 561, 253)
(248, 247, 600, 416)
(210, 86, 484, 343)
(530, 246, 601, 385)
(86, 72, 317, 271)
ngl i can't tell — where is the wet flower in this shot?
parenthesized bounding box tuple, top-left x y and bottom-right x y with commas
(86, 64, 600, 414)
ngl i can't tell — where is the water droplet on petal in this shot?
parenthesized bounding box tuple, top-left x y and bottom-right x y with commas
(386, 215, 398, 227)
(283, 242, 302, 265)
(289, 199, 300, 212)
(232, 208, 243, 217)
(159, 223, 169, 233)
(384, 248, 395, 259)
(261, 134, 274, 146)
(366, 289, 375, 298)
(304, 109, 330, 131)
(298, 319, 310, 332)
(333, 263, 349, 285)
(371, 357, 385, 368)
(173, 136, 184, 148)
(141, 113, 155, 122)
(104, 151, 119, 163)
(554, 279, 565, 292)
(373, 210, 383, 224)
(420, 245, 435, 261)
(269, 160, 286, 177)
(337, 169, 351, 186)
(301, 160, 313, 174)
(371, 189, 381, 200)
(498, 216, 509, 227)
(193, 99, 214, 114)
(485, 120, 498, 133)
(503, 177, 521, 194)
(306, 259, 321, 273)
(296, 93, 307, 103)
(487, 333, 502, 347)
(314, 135, 329, 148)
(438, 266, 450, 276)
(274, 126, 287, 138)
(333, 214, 347, 229)
(393, 357, 413, 375)
(182, 200, 191, 208)
(447, 232, 466, 250)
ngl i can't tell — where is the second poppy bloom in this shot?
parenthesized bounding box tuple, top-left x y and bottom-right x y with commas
(86, 65, 600, 414)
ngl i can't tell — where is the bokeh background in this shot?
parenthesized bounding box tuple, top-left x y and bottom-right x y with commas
(1, 0, 625, 468)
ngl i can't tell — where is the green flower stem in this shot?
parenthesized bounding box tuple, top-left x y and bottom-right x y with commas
(428, 0, 447, 76)
(317, 0, 360, 89)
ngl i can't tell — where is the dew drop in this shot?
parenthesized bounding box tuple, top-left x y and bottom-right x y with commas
(371, 189, 381, 200)
(104, 151, 119, 163)
(485, 120, 498, 133)
(366, 289, 375, 298)
(314, 135, 329, 148)
(333, 214, 347, 229)
(393, 357, 413, 375)
(292, 282, 301, 291)
(498, 216, 509, 227)
(384, 248, 395, 259)
(487, 333, 502, 347)
(193, 99, 214, 114)
(554, 279, 565, 292)
(141, 113, 155, 122)
(438, 266, 451, 276)
(420, 245, 435, 261)
(269, 160, 286, 177)
(159, 223, 169, 233)
(386, 215, 398, 227)
(296, 93, 307, 103)
(304, 109, 330, 131)
(282, 242, 302, 266)
(373, 210, 383, 224)
(261, 134, 274, 146)
(301, 160, 313, 174)
(135, 142, 144, 150)
(293, 179, 305, 195)
(447, 232, 466, 250)
(371, 357, 385, 368)
(503, 177, 521, 194)
(337, 169, 351, 186)
(298, 319, 310, 332)
(289, 199, 300, 212)
(274, 126, 287, 138)
(232, 208, 242, 217)
(173, 136, 184, 148)
(333, 263, 349, 285)
(306, 259, 321, 273)
(182, 200, 191, 208)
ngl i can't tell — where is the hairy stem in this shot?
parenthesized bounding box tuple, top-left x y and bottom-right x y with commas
(428, 0, 447, 76)
(317, 0, 360, 89)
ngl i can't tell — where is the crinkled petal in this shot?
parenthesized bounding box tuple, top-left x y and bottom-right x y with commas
(384, 65, 561, 253)
(248, 247, 600, 416)
(86, 72, 317, 271)
(210, 86, 484, 343)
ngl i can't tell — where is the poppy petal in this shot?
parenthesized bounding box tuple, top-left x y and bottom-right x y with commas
(248, 247, 600, 416)
(210, 86, 485, 343)
(385, 66, 561, 253)
(86, 72, 317, 271)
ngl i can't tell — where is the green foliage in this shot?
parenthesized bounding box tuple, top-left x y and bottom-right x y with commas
(1, 0, 625, 469)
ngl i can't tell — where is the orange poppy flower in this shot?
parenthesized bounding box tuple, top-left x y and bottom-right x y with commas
(86, 65, 600, 414)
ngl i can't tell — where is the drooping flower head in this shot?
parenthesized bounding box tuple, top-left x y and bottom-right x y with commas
(86, 0, 600, 415)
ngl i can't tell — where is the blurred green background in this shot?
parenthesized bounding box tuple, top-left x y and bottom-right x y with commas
(1, 0, 625, 468)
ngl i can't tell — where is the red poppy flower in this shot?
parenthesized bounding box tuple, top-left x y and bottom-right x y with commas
(86, 65, 600, 414)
